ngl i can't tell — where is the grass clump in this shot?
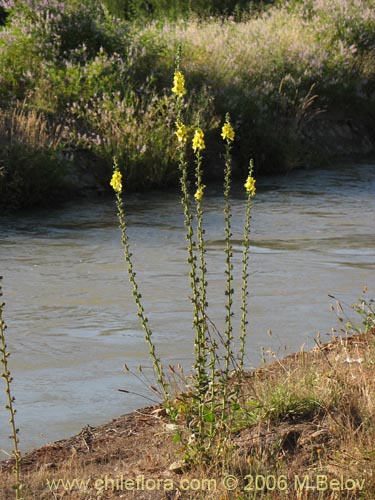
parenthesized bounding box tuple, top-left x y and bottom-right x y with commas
(261, 385, 322, 424)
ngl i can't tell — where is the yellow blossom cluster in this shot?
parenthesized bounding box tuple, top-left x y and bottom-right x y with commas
(192, 128, 205, 152)
(221, 121, 235, 142)
(244, 176, 256, 196)
(175, 121, 188, 143)
(110, 170, 123, 193)
(194, 184, 206, 201)
(172, 70, 186, 97)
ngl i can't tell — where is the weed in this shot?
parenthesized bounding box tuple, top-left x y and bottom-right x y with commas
(0, 277, 22, 499)
(111, 58, 257, 465)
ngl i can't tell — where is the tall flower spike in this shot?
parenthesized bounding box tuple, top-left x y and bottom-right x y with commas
(192, 128, 205, 152)
(172, 70, 186, 97)
(110, 170, 123, 193)
(244, 175, 256, 197)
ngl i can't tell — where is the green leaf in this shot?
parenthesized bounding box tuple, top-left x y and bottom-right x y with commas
(203, 409, 215, 423)
(172, 433, 182, 443)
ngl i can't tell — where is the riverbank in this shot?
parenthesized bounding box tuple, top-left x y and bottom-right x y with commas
(1, 328, 375, 500)
(0, 0, 375, 209)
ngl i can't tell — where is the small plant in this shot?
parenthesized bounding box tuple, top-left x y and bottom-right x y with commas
(111, 56, 257, 464)
(350, 287, 375, 334)
(329, 286, 375, 336)
(262, 385, 322, 424)
(0, 277, 22, 499)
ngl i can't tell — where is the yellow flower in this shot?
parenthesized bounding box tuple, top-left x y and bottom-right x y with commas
(172, 70, 186, 97)
(244, 176, 256, 196)
(175, 121, 188, 143)
(192, 128, 205, 152)
(194, 184, 206, 201)
(221, 121, 235, 142)
(110, 170, 123, 193)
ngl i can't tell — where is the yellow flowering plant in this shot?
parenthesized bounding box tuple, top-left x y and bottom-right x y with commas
(110, 170, 123, 193)
(239, 159, 256, 373)
(172, 70, 186, 97)
(192, 128, 205, 152)
(244, 175, 256, 196)
(221, 120, 235, 142)
(194, 184, 206, 201)
(175, 121, 188, 143)
(111, 52, 259, 464)
(221, 113, 235, 420)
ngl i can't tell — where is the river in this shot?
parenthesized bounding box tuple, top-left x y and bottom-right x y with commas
(0, 163, 374, 453)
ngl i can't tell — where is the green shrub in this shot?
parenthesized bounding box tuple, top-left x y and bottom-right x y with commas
(68, 84, 216, 189)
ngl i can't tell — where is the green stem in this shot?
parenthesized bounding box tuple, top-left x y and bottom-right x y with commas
(194, 149, 208, 391)
(222, 138, 234, 403)
(239, 159, 254, 372)
(0, 278, 22, 500)
(193, 148, 209, 445)
(221, 138, 234, 423)
(115, 194, 169, 401)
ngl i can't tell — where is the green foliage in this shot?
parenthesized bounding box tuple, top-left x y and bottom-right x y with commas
(144, 0, 375, 171)
(68, 85, 215, 189)
(0, 102, 73, 209)
(262, 385, 322, 423)
(353, 299, 375, 334)
(347, 288, 375, 335)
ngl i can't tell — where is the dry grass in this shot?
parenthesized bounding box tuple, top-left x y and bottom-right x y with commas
(1, 329, 375, 500)
(0, 103, 64, 150)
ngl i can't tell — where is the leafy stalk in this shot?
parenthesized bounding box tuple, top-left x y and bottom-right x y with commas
(0, 277, 22, 500)
(239, 159, 255, 371)
(193, 145, 208, 392)
(222, 117, 234, 392)
(114, 185, 169, 401)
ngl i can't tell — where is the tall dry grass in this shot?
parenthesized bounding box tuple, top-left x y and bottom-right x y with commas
(0, 103, 64, 149)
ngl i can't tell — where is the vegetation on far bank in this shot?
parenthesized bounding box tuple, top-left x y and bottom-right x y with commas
(0, 0, 375, 208)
